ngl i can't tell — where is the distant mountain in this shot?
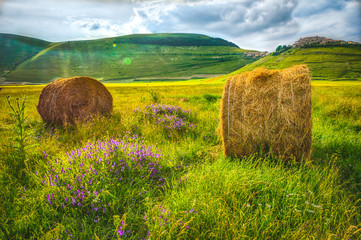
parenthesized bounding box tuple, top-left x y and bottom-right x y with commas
(230, 37, 361, 81)
(0, 33, 262, 84)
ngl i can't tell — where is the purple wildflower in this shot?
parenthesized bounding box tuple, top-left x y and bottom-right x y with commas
(47, 194, 52, 205)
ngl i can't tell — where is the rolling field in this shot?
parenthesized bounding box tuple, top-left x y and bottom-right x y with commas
(231, 46, 361, 81)
(0, 80, 360, 239)
(1, 33, 260, 84)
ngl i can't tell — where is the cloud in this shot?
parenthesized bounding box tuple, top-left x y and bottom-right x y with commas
(294, 0, 361, 42)
(124, 0, 300, 50)
(0, 0, 3, 13)
(0, 0, 360, 51)
(0, 0, 135, 41)
(65, 17, 124, 39)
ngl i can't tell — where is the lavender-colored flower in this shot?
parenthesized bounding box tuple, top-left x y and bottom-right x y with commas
(47, 194, 52, 205)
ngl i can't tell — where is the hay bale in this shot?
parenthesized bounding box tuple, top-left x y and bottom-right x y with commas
(220, 65, 312, 161)
(37, 76, 113, 125)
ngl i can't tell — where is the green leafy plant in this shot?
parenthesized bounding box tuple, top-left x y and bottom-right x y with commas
(6, 96, 28, 177)
(148, 87, 162, 103)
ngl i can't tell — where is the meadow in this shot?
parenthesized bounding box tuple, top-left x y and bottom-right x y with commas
(232, 46, 361, 81)
(0, 80, 360, 239)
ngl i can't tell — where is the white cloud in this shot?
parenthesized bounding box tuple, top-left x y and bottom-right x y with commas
(294, 0, 361, 42)
(120, 0, 177, 34)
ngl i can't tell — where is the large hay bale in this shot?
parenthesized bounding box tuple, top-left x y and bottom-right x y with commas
(37, 76, 113, 125)
(220, 65, 312, 161)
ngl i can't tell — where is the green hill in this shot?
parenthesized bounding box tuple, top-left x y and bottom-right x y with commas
(0, 34, 50, 77)
(230, 45, 361, 80)
(1, 33, 261, 84)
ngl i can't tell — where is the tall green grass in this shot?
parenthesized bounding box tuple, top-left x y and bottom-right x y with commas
(0, 81, 360, 239)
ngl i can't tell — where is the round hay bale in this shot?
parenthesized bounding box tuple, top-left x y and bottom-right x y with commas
(219, 65, 312, 161)
(37, 76, 113, 125)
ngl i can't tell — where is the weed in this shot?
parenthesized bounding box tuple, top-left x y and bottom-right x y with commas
(148, 87, 162, 103)
(202, 93, 219, 103)
(5, 96, 28, 178)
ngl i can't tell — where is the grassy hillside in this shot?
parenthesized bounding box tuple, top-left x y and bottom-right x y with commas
(2, 33, 259, 84)
(231, 46, 361, 80)
(0, 34, 50, 81)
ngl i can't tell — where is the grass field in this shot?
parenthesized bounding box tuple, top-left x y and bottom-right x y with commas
(231, 46, 361, 81)
(0, 80, 360, 239)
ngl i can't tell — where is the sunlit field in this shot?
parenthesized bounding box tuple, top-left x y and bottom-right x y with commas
(0, 80, 360, 239)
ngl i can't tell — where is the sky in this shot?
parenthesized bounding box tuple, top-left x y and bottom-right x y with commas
(0, 0, 360, 52)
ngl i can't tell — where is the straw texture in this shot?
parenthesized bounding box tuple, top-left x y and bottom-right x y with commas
(220, 65, 312, 161)
(37, 76, 113, 125)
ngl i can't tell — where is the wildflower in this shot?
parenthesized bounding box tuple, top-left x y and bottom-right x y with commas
(47, 194, 52, 205)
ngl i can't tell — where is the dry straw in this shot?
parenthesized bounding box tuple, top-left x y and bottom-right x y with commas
(37, 76, 113, 125)
(220, 65, 312, 161)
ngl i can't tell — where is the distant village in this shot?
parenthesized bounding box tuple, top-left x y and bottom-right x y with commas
(243, 51, 269, 58)
(244, 36, 360, 58)
(292, 36, 359, 48)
